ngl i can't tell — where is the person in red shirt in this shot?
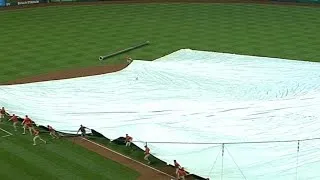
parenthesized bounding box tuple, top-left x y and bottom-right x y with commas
(144, 145, 151, 164)
(174, 160, 182, 177)
(8, 114, 18, 131)
(125, 134, 133, 147)
(32, 128, 46, 146)
(177, 167, 188, 180)
(0, 107, 6, 121)
(21, 115, 33, 135)
(47, 125, 59, 139)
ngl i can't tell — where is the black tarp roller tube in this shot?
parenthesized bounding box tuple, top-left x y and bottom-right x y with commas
(99, 41, 150, 61)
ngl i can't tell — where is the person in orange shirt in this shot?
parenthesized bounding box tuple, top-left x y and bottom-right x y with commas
(177, 167, 188, 180)
(144, 145, 151, 164)
(8, 114, 18, 131)
(0, 107, 6, 121)
(125, 134, 133, 147)
(174, 160, 182, 178)
(32, 128, 46, 146)
(47, 125, 59, 139)
(21, 115, 33, 135)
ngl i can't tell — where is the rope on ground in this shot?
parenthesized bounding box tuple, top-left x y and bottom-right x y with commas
(221, 143, 224, 180)
(129, 136, 320, 145)
(295, 140, 300, 180)
(208, 148, 221, 178)
(225, 146, 247, 180)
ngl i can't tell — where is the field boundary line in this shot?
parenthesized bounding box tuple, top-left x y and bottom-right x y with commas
(81, 137, 175, 179)
(2, 134, 11, 138)
(0, 127, 13, 138)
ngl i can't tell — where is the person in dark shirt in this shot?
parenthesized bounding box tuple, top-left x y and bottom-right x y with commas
(77, 124, 90, 137)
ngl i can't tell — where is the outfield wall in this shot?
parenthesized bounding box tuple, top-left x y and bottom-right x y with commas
(4, 0, 45, 6)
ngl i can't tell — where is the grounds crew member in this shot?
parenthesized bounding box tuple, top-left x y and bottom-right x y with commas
(77, 124, 90, 137)
(21, 115, 33, 135)
(0, 107, 6, 121)
(8, 114, 18, 131)
(32, 127, 47, 145)
(125, 134, 133, 147)
(174, 160, 182, 178)
(144, 145, 151, 164)
(47, 125, 59, 139)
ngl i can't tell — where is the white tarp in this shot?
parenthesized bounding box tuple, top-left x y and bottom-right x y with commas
(1, 49, 320, 180)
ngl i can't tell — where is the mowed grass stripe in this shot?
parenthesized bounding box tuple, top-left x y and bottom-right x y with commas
(0, 123, 139, 180)
(0, 153, 35, 180)
(0, 128, 10, 137)
(0, 4, 319, 83)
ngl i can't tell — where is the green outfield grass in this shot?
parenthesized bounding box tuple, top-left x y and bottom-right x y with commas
(0, 3, 319, 83)
(0, 119, 139, 180)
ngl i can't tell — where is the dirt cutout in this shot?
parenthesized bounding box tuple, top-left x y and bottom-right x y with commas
(4, 64, 129, 85)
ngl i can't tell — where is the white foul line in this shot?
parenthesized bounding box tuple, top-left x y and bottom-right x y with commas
(1, 134, 11, 138)
(81, 137, 175, 179)
(0, 127, 13, 137)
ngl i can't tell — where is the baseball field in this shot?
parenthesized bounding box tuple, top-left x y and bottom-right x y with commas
(0, 1, 319, 180)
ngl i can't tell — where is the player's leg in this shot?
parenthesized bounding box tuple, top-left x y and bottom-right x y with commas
(175, 168, 179, 177)
(54, 131, 59, 139)
(147, 155, 151, 164)
(22, 125, 26, 134)
(33, 136, 39, 145)
(39, 136, 47, 144)
(50, 131, 55, 139)
(51, 131, 58, 138)
(28, 126, 33, 135)
(144, 154, 150, 164)
(13, 122, 17, 131)
(49, 132, 53, 138)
